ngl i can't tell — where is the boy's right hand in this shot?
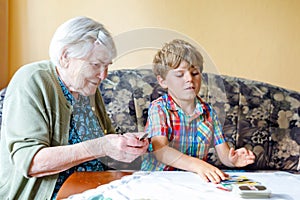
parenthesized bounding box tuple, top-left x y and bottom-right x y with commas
(193, 159, 228, 184)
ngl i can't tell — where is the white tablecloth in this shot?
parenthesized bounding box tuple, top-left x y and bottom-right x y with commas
(66, 171, 300, 200)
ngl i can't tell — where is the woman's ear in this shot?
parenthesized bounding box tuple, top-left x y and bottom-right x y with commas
(59, 49, 70, 68)
(157, 75, 168, 89)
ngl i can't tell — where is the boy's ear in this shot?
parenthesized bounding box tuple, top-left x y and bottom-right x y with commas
(157, 75, 168, 89)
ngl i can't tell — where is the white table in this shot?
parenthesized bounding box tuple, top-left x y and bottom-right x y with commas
(65, 171, 300, 200)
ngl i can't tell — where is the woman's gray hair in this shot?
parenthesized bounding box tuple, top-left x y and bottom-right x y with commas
(49, 16, 116, 67)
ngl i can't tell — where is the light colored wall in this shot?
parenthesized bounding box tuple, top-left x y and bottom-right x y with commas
(7, 0, 300, 92)
(0, 0, 8, 89)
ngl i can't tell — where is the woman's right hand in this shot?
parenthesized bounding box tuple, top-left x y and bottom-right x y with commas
(86, 133, 149, 163)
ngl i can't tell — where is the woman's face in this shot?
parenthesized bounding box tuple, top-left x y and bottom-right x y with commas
(61, 44, 112, 97)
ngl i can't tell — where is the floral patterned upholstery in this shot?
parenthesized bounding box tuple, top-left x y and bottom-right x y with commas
(0, 69, 299, 171)
(0, 88, 6, 133)
(100, 69, 300, 171)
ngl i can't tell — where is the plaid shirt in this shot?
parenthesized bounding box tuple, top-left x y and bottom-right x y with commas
(141, 94, 226, 171)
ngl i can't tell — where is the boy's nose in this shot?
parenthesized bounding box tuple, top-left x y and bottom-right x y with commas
(184, 72, 193, 82)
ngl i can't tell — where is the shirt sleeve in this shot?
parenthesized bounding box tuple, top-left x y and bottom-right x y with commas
(2, 70, 55, 178)
(144, 101, 169, 138)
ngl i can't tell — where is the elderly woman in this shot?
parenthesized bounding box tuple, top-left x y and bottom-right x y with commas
(0, 16, 148, 199)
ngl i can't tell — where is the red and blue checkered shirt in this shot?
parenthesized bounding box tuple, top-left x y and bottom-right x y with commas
(141, 94, 226, 171)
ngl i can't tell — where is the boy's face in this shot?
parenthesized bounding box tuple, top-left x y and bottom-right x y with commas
(157, 60, 202, 103)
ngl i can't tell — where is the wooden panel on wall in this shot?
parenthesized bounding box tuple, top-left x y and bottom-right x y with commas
(0, 0, 8, 89)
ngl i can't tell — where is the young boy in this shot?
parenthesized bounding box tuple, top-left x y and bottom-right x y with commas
(141, 39, 255, 183)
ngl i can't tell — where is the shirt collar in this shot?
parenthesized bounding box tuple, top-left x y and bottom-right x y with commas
(164, 93, 207, 116)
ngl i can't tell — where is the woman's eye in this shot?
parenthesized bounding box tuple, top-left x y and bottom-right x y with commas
(90, 63, 101, 68)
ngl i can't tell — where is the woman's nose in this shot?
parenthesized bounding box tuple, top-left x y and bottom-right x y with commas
(99, 67, 108, 80)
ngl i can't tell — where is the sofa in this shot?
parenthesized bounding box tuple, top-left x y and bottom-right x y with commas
(0, 68, 299, 172)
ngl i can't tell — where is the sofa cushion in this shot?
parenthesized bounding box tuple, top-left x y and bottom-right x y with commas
(235, 79, 300, 170)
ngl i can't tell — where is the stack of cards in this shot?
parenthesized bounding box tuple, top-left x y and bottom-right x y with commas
(233, 184, 271, 198)
(218, 175, 271, 198)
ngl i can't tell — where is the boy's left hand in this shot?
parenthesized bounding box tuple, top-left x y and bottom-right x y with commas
(229, 147, 255, 167)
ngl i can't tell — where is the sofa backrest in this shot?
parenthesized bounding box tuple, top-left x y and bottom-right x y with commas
(0, 69, 299, 171)
(100, 69, 300, 171)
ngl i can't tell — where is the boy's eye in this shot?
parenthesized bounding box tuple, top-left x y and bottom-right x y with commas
(175, 71, 184, 77)
(191, 71, 200, 76)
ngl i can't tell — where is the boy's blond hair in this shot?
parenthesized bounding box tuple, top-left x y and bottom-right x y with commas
(152, 39, 203, 79)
